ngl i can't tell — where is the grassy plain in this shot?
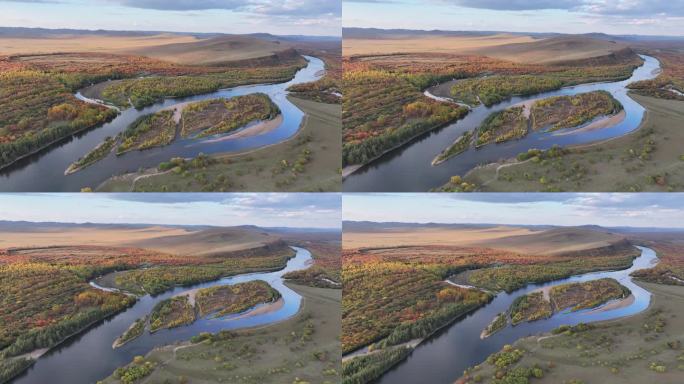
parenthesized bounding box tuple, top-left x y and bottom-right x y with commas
(0, 225, 192, 249)
(0, 33, 297, 65)
(343, 32, 629, 65)
(0, 29, 317, 171)
(342, 30, 642, 170)
(343, 225, 625, 256)
(342, 223, 640, 384)
(471, 35, 633, 65)
(343, 33, 537, 56)
(99, 97, 341, 192)
(101, 284, 341, 384)
(466, 94, 684, 191)
(459, 282, 684, 384)
(0, 222, 328, 383)
(117, 35, 297, 65)
(0, 33, 199, 56)
(0, 224, 280, 257)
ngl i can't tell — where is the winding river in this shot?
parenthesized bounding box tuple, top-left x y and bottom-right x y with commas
(344, 55, 662, 191)
(10, 246, 312, 384)
(0, 56, 324, 192)
(372, 245, 659, 384)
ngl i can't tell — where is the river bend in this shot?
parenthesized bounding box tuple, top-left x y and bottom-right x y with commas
(0, 57, 324, 191)
(344, 55, 661, 191)
(11, 246, 312, 384)
(374, 245, 659, 384)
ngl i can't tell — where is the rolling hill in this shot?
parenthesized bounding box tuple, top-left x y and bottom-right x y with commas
(468, 35, 635, 65)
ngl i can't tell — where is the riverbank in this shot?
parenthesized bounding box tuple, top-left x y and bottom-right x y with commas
(7, 246, 313, 384)
(0, 109, 119, 173)
(204, 115, 283, 141)
(458, 282, 684, 384)
(342, 112, 467, 180)
(343, 55, 661, 192)
(353, 246, 658, 384)
(0, 56, 325, 192)
(99, 283, 341, 384)
(465, 94, 684, 191)
(0, 299, 135, 384)
(98, 96, 341, 192)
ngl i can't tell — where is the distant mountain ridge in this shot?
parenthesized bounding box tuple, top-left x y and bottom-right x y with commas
(0, 26, 340, 41)
(0, 220, 339, 232)
(343, 27, 684, 42)
(342, 221, 684, 233)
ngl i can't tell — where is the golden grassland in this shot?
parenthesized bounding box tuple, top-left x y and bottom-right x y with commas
(98, 96, 341, 192)
(465, 95, 684, 192)
(0, 33, 295, 65)
(101, 284, 341, 384)
(343, 33, 537, 56)
(342, 225, 625, 256)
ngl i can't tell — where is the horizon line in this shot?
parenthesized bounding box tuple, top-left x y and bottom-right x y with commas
(0, 25, 342, 38)
(342, 26, 684, 39)
(342, 220, 684, 230)
(0, 219, 341, 230)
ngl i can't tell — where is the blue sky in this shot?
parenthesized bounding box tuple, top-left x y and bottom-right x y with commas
(0, 193, 341, 228)
(344, 193, 684, 228)
(0, 0, 341, 36)
(344, 0, 684, 36)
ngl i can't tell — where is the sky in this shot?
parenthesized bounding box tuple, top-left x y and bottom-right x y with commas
(344, 193, 684, 229)
(344, 0, 684, 36)
(0, 193, 341, 228)
(0, 0, 341, 36)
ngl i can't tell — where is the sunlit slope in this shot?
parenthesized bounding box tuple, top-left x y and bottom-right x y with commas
(343, 29, 636, 66)
(470, 35, 635, 65)
(117, 35, 295, 65)
(343, 223, 630, 256)
(128, 226, 287, 257)
(0, 222, 287, 257)
(468, 226, 630, 256)
(0, 30, 296, 65)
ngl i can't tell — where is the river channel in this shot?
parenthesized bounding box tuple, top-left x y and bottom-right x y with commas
(11, 246, 312, 384)
(0, 56, 324, 191)
(344, 55, 661, 191)
(372, 245, 658, 384)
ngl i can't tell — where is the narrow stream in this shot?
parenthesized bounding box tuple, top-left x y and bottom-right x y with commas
(0, 57, 324, 192)
(10, 246, 312, 384)
(371, 246, 658, 384)
(344, 55, 662, 191)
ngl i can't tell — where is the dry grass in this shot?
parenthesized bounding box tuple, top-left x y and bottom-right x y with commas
(343, 33, 536, 56)
(343, 33, 630, 65)
(471, 35, 631, 64)
(0, 225, 281, 256)
(123, 227, 281, 257)
(342, 226, 542, 249)
(343, 225, 626, 255)
(468, 227, 625, 255)
(0, 33, 293, 65)
(0, 226, 192, 249)
(120, 35, 292, 65)
(0, 33, 198, 55)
